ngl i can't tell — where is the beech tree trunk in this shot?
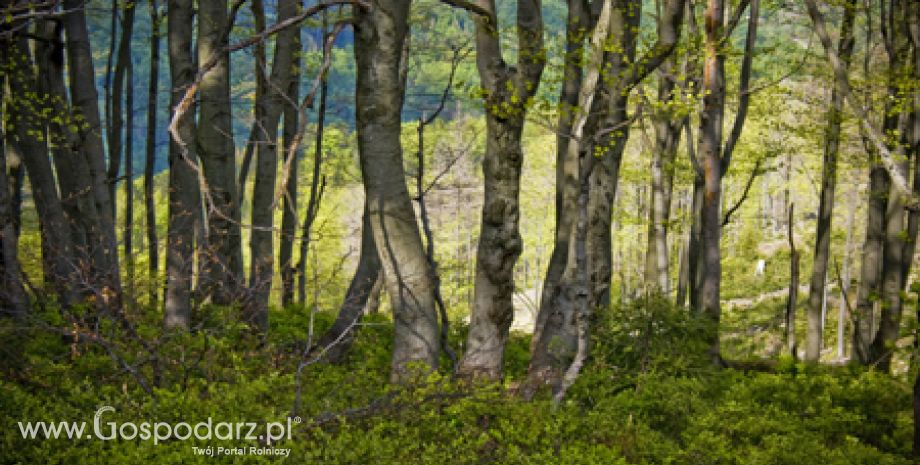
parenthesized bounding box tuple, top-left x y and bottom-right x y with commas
(164, 0, 201, 329)
(645, 55, 684, 295)
(805, 0, 855, 362)
(0, 82, 27, 317)
(459, 0, 545, 380)
(108, 1, 137, 220)
(855, 166, 888, 361)
(312, 206, 382, 363)
(198, 0, 242, 305)
(528, 0, 685, 395)
(867, 0, 912, 370)
(5, 29, 75, 306)
(280, 7, 302, 308)
(246, 0, 300, 330)
(63, 0, 122, 304)
(691, 0, 758, 364)
(145, 0, 161, 305)
(354, 0, 441, 380)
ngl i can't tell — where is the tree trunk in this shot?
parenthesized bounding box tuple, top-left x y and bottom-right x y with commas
(35, 17, 114, 304)
(867, 0, 912, 370)
(280, 5, 302, 308)
(312, 206, 382, 363)
(4, 29, 75, 306)
(354, 0, 440, 380)
(645, 56, 684, 295)
(0, 81, 28, 317)
(696, 0, 726, 363)
(855, 166, 888, 362)
(787, 204, 799, 358)
(528, 0, 685, 395)
(124, 44, 136, 304)
(298, 15, 329, 306)
(246, 0, 300, 330)
(837, 179, 859, 359)
(108, 1, 137, 219)
(62, 0, 122, 303)
(145, 0, 161, 305)
(164, 0, 201, 329)
(197, 0, 242, 305)
(459, 0, 545, 380)
(237, 0, 267, 206)
(805, 0, 855, 362)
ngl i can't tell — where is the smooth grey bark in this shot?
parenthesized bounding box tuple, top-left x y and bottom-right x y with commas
(459, 0, 545, 380)
(62, 0, 122, 302)
(237, 0, 267, 204)
(279, 6, 302, 308)
(855, 166, 888, 361)
(691, 0, 758, 364)
(527, 0, 685, 395)
(312, 206, 382, 363)
(5, 29, 75, 306)
(354, 0, 440, 380)
(867, 0, 912, 371)
(124, 41, 136, 302)
(108, 1, 137, 218)
(165, 0, 201, 329)
(0, 83, 28, 317)
(246, 0, 300, 330)
(35, 17, 118, 304)
(298, 14, 330, 307)
(804, 0, 855, 362)
(197, 0, 242, 305)
(645, 55, 685, 295)
(525, 0, 587, 392)
(145, 0, 161, 305)
(526, 0, 613, 397)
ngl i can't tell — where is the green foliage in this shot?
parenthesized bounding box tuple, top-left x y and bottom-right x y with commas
(2, 299, 914, 464)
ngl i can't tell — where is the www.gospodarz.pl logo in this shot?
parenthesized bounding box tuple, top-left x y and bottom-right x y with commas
(17, 406, 302, 448)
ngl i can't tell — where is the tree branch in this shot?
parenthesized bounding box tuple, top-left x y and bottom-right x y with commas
(803, 0, 916, 208)
(721, 156, 764, 226)
(720, 0, 759, 175)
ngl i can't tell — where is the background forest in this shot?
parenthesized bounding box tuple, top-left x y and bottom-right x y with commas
(1, 0, 920, 463)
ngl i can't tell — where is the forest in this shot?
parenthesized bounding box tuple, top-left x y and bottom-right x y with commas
(1, 0, 920, 463)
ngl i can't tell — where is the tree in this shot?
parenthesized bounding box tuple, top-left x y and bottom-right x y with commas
(691, 0, 758, 363)
(246, 0, 301, 330)
(527, 0, 686, 396)
(197, 0, 242, 305)
(804, 0, 856, 363)
(0, 76, 27, 317)
(164, 0, 201, 329)
(279, 1, 303, 308)
(62, 0, 122, 305)
(145, 0, 162, 305)
(4, 21, 76, 307)
(458, 0, 546, 381)
(354, 0, 441, 379)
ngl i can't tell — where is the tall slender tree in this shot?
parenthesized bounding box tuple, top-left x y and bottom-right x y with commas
(145, 0, 161, 305)
(164, 0, 201, 329)
(246, 0, 301, 330)
(63, 0, 123, 305)
(354, 0, 441, 379)
(458, 0, 545, 380)
(804, 0, 856, 362)
(197, 0, 242, 305)
(528, 0, 685, 395)
(279, 1, 303, 308)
